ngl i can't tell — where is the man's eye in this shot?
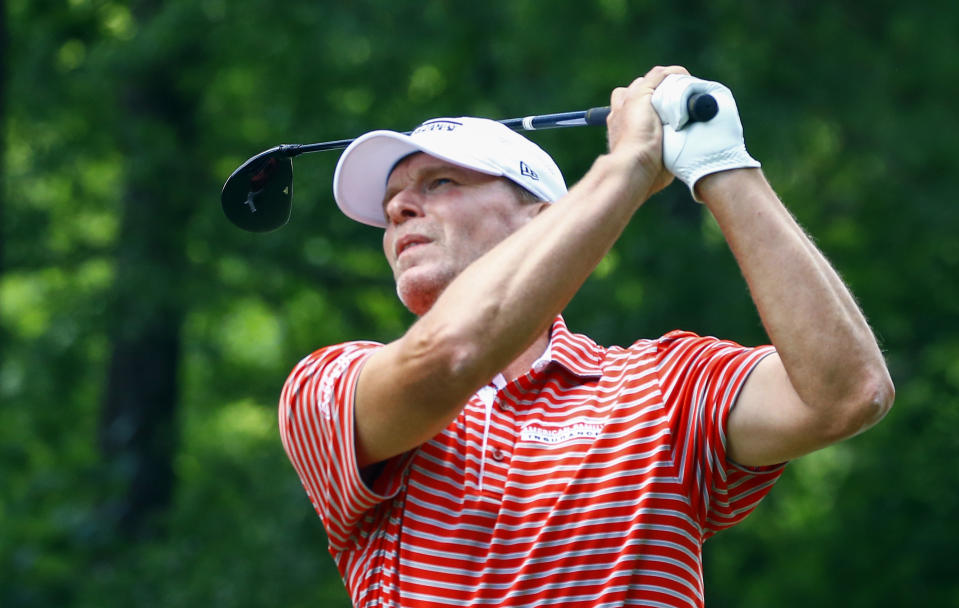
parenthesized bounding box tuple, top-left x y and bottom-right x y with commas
(428, 178, 453, 190)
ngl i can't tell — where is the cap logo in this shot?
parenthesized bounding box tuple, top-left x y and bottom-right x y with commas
(519, 161, 539, 181)
(412, 119, 462, 136)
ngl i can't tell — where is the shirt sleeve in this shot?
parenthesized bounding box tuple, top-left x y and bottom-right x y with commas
(278, 341, 412, 552)
(652, 330, 786, 540)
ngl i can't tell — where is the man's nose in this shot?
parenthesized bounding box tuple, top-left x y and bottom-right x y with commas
(384, 188, 425, 225)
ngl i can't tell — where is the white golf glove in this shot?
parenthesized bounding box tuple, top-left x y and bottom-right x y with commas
(651, 74, 760, 201)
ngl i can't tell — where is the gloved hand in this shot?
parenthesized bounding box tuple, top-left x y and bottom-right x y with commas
(651, 74, 760, 201)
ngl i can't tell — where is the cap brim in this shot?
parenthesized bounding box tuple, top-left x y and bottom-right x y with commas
(333, 131, 421, 228)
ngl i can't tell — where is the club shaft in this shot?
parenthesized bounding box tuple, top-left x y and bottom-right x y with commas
(279, 93, 716, 158)
(281, 110, 603, 157)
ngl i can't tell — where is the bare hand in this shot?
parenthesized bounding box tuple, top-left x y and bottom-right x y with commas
(606, 65, 690, 198)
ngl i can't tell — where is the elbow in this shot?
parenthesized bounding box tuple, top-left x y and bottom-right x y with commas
(825, 366, 895, 442)
(870, 369, 896, 425)
(408, 298, 508, 384)
(404, 317, 487, 385)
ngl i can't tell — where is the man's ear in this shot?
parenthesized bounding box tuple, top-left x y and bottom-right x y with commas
(532, 201, 551, 217)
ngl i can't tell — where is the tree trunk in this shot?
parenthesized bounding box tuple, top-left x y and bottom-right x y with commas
(98, 0, 199, 536)
(99, 156, 189, 536)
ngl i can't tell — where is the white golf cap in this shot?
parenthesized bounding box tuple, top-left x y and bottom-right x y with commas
(333, 116, 568, 228)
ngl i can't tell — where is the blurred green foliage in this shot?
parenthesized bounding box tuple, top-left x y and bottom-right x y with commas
(2, 1, 957, 606)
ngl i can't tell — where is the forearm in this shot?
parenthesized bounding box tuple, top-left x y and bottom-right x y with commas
(700, 169, 893, 421)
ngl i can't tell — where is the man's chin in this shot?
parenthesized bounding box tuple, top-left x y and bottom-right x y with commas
(396, 271, 448, 316)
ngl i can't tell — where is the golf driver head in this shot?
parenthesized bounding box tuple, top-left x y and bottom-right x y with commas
(220, 147, 294, 232)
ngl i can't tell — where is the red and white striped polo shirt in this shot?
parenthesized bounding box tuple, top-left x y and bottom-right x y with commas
(279, 316, 785, 607)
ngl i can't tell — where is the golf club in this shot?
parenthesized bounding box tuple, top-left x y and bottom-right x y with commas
(220, 93, 718, 233)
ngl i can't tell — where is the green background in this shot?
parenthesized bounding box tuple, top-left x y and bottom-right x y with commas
(2, 1, 957, 606)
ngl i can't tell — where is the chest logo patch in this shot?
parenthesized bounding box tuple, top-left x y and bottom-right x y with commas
(520, 421, 603, 444)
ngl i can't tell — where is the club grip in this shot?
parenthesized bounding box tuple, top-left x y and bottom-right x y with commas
(687, 93, 718, 123)
(584, 106, 610, 126)
(584, 92, 718, 127)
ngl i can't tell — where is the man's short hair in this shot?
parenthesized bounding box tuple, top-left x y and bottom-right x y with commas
(508, 181, 543, 205)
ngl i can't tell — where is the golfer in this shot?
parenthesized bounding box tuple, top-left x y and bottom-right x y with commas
(278, 66, 894, 607)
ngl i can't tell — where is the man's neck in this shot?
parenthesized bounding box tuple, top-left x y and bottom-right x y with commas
(501, 331, 550, 383)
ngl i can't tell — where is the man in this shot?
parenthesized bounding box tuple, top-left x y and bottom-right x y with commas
(278, 66, 894, 607)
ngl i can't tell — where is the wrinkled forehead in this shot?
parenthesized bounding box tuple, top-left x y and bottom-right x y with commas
(386, 151, 429, 184)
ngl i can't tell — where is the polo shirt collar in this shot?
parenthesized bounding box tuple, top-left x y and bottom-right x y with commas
(545, 315, 604, 379)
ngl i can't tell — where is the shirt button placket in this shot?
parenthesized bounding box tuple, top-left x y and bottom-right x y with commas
(492, 393, 516, 464)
